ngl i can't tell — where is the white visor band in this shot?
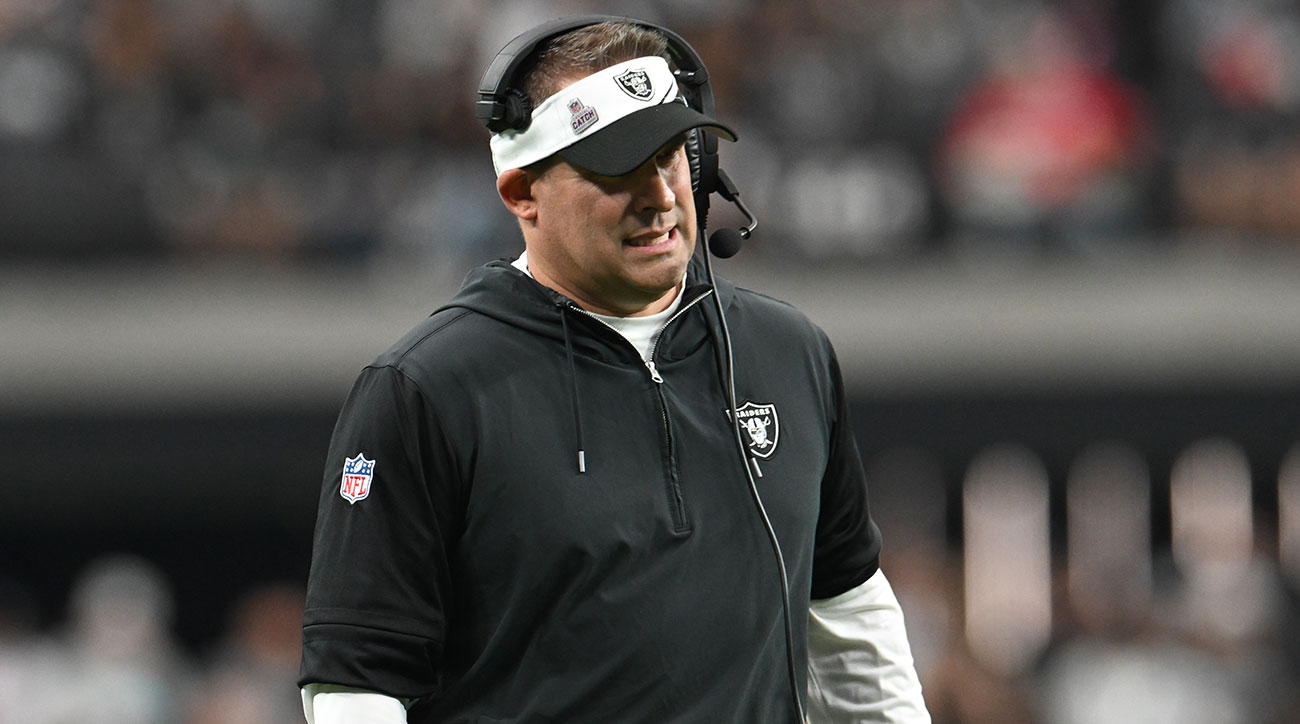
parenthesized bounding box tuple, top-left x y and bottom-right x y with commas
(490, 56, 678, 175)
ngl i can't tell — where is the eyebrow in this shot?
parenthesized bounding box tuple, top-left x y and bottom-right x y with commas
(660, 133, 689, 153)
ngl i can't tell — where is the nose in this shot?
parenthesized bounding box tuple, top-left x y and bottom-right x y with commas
(631, 162, 677, 214)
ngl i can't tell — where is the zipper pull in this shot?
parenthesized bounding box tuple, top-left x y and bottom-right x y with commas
(645, 359, 664, 383)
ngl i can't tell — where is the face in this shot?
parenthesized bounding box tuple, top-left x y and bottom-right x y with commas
(509, 137, 697, 317)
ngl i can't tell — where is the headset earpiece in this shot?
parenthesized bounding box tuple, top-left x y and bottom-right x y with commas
(685, 127, 702, 194)
(485, 89, 534, 134)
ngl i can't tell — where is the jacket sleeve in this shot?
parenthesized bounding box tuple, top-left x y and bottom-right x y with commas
(810, 341, 882, 600)
(298, 363, 464, 700)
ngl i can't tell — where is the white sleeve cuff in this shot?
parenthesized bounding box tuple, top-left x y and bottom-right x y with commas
(806, 569, 931, 724)
(301, 684, 409, 724)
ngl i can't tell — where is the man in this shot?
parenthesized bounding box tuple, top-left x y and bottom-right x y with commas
(299, 17, 929, 724)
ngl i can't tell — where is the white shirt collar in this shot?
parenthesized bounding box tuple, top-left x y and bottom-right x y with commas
(512, 250, 683, 361)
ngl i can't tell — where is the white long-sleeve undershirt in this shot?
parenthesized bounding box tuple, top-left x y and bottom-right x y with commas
(805, 569, 931, 723)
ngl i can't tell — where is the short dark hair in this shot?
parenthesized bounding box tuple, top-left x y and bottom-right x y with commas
(520, 20, 669, 106)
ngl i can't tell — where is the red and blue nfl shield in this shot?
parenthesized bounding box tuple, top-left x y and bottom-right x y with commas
(340, 453, 375, 504)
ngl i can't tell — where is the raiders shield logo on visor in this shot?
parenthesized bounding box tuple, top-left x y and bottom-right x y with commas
(614, 68, 654, 101)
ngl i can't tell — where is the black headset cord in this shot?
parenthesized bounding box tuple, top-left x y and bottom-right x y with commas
(701, 244, 807, 724)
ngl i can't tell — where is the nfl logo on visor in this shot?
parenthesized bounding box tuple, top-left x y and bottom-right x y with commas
(340, 454, 375, 504)
(615, 68, 654, 100)
(568, 98, 599, 135)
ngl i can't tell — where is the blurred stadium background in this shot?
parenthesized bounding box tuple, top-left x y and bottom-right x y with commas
(2, 0, 1300, 722)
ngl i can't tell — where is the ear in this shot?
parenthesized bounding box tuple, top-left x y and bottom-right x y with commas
(496, 168, 539, 222)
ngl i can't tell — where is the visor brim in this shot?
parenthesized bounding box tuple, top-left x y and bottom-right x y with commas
(557, 103, 737, 177)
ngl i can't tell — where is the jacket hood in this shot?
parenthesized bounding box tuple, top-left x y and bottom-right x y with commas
(435, 256, 736, 355)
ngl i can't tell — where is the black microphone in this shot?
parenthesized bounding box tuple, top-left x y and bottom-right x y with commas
(707, 168, 756, 259)
(708, 226, 746, 259)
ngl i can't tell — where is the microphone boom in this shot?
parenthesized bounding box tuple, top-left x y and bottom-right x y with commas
(707, 168, 757, 258)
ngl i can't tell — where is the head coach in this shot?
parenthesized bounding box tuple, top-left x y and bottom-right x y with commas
(297, 15, 930, 724)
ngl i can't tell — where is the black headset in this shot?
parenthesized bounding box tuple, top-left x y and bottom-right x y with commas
(475, 14, 755, 259)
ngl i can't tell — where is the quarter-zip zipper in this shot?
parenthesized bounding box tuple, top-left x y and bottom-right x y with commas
(645, 359, 663, 383)
(645, 289, 713, 383)
(646, 289, 712, 533)
(564, 288, 714, 534)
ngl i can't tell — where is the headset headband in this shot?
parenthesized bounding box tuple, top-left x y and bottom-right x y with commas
(475, 15, 715, 128)
(475, 15, 723, 211)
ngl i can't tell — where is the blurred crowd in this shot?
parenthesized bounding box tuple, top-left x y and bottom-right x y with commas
(864, 439, 1300, 724)
(2, 0, 1300, 265)
(0, 555, 305, 724)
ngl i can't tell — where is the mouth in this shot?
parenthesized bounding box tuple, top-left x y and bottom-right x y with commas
(624, 226, 678, 249)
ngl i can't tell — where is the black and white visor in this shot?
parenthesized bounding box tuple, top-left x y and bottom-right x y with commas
(490, 56, 736, 177)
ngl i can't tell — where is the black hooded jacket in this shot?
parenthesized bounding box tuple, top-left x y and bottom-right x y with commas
(299, 258, 881, 723)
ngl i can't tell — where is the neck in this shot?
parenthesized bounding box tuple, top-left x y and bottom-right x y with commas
(512, 250, 684, 317)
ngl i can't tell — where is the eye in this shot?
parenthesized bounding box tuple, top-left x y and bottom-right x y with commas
(655, 138, 686, 169)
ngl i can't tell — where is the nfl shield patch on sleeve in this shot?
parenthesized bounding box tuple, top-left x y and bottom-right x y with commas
(340, 454, 375, 504)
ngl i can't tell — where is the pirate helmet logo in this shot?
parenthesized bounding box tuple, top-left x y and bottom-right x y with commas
(735, 401, 780, 459)
(614, 68, 654, 101)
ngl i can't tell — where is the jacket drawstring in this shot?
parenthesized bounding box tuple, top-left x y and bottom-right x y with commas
(559, 307, 587, 474)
